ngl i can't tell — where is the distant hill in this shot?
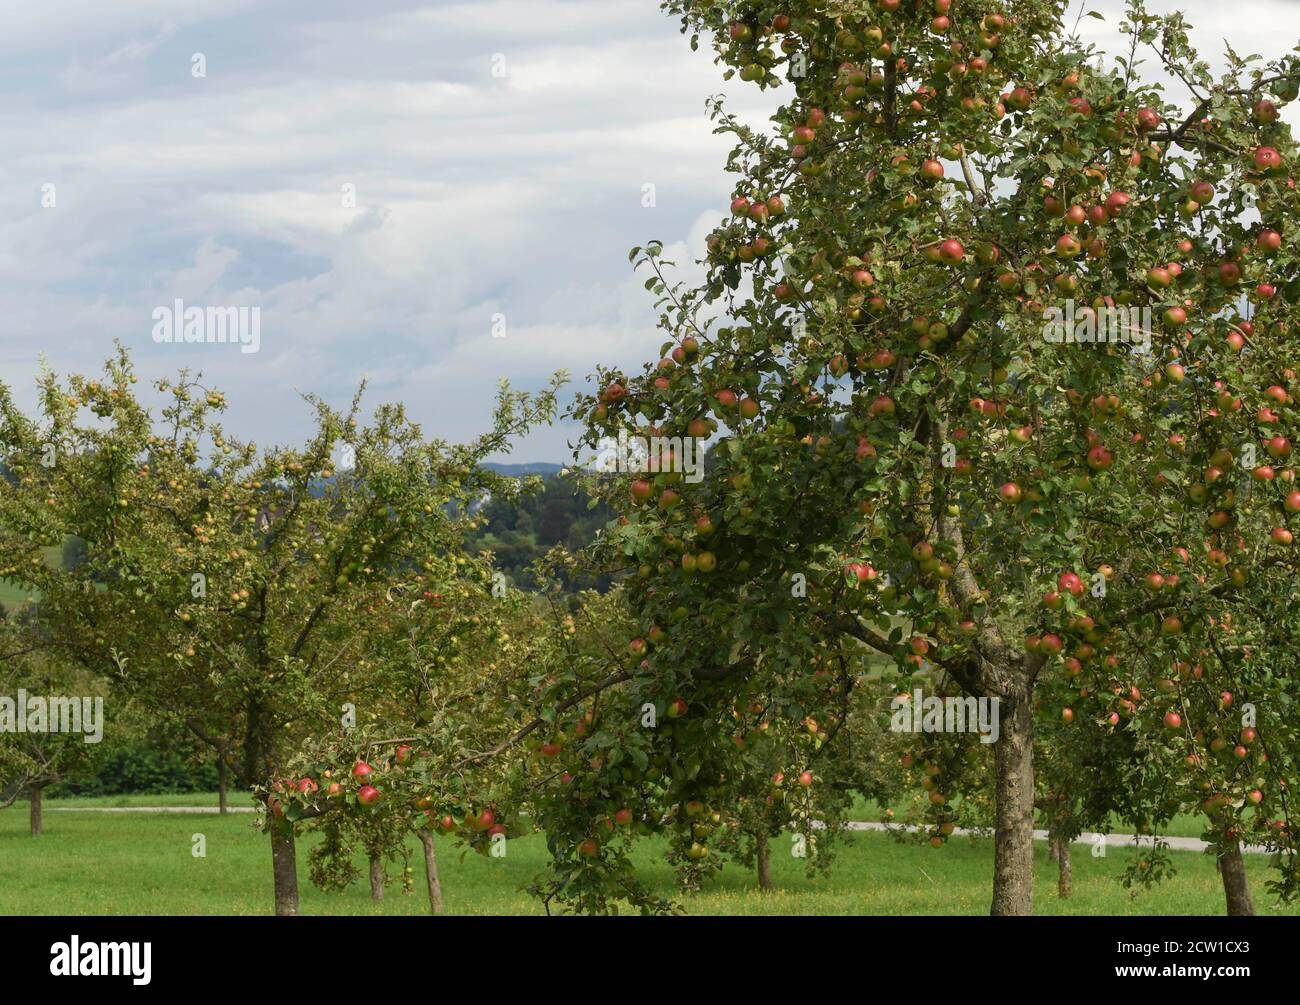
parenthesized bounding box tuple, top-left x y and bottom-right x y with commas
(481, 462, 564, 477)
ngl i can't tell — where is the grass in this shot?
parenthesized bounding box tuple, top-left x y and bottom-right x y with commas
(0, 544, 63, 607)
(2, 798, 1295, 916)
(40, 792, 250, 809)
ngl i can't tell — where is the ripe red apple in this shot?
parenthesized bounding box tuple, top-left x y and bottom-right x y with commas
(1253, 146, 1282, 171)
(1086, 445, 1113, 470)
(352, 761, 374, 780)
(799, 770, 814, 786)
(998, 481, 1022, 503)
(357, 785, 381, 806)
(1163, 710, 1182, 730)
(938, 238, 965, 264)
(1057, 571, 1084, 597)
(1257, 229, 1282, 254)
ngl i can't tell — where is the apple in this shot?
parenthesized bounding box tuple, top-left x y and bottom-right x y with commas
(1253, 146, 1282, 171)
(668, 698, 688, 718)
(630, 479, 653, 502)
(1086, 445, 1113, 470)
(938, 238, 965, 264)
(394, 745, 412, 765)
(998, 481, 1022, 503)
(1163, 710, 1182, 730)
(1147, 266, 1172, 288)
(921, 158, 944, 180)
(352, 760, 374, 780)
(1061, 707, 1074, 723)
(1055, 234, 1082, 258)
(799, 770, 814, 786)
(1058, 571, 1084, 597)
(1258, 229, 1282, 254)
(357, 785, 381, 806)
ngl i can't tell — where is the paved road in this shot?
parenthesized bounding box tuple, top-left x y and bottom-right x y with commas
(844, 820, 1269, 855)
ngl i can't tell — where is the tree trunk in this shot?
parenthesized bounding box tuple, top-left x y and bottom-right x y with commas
(756, 831, 773, 890)
(270, 820, 299, 916)
(30, 785, 42, 836)
(1056, 836, 1072, 899)
(990, 691, 1035, 916)
(369, 855, 384, 902)
(217, 758, 228, 814)
(1218, 841, 1255, 916)
(418, 828, 444, 915)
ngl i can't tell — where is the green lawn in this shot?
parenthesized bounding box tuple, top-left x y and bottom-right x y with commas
(2, 800, 1294, 916)
(40, 792, 253, 809)
(0, 544, 63, 606)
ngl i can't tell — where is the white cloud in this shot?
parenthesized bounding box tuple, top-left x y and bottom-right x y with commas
(0, 0, 1296, 462)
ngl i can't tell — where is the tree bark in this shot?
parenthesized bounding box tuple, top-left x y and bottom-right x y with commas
(418, 828, 444, 915)
(217, 758, 228, 814)
(1056, 836, 1072, 899)
(369, 855, 384, 902)
(30, 785, 42, 836)
(1218, 841, 1255, 916)
(990, 691, 1035, 916)
(756, 831, 773, 890)
(270, 820, 299, 916)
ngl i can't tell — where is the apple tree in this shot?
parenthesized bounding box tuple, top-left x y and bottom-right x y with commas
(0, 346, 561, 914)
(561, 0, 1299, 915)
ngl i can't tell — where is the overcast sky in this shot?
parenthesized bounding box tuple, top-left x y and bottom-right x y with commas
(1, 0, 1296, 462)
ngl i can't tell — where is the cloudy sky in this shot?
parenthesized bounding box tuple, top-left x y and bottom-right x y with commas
(1, 0, 1295, 462)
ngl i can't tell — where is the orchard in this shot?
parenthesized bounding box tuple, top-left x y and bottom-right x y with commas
(1, 0, 1299, 923)
(569, 0, 1300, 916)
